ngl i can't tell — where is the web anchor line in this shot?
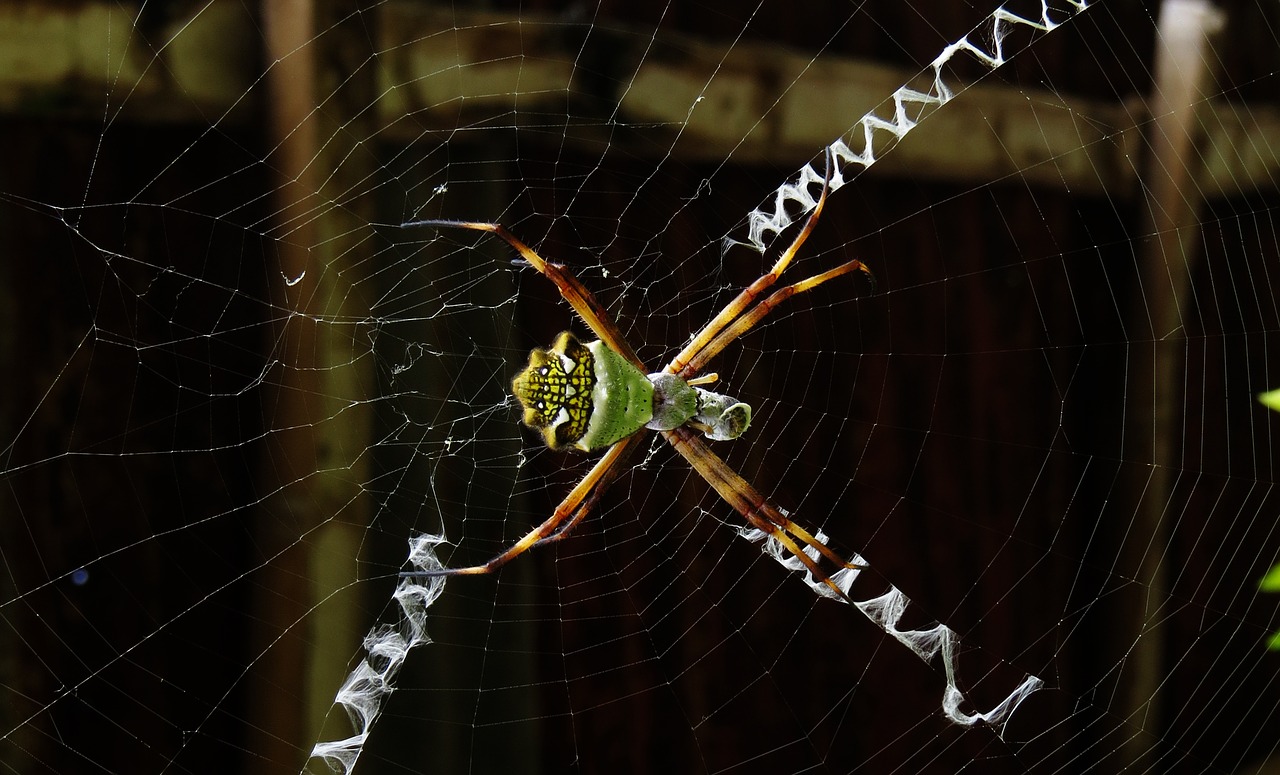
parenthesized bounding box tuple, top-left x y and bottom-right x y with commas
(741, 528, 1043, 730)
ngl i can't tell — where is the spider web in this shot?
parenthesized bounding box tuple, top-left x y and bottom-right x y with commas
(3, 0, 1280, 773)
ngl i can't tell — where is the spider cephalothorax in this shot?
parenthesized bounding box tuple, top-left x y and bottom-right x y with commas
(402, 147, 872, 595)
(510, 330, 751, 451)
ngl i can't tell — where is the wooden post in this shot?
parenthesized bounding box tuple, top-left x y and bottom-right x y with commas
(1123, 1, 1223, 768)
(252, 1, 376, 770)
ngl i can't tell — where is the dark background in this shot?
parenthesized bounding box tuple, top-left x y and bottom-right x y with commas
(3, 1, 1280, 773)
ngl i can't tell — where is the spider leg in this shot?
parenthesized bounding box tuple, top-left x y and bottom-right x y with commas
(661, 426, 864, 600)
(681, 256, 873, 377)
(401, 434, 642, 577)
(665, 147, 837, 378)
(403, 219, 643, 368)
(533, 434, 644, 546)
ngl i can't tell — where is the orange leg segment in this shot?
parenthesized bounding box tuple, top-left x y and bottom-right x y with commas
(403, 219, 643, 368)
(661, 426, 863, 600)
(401, 434, 644, 577)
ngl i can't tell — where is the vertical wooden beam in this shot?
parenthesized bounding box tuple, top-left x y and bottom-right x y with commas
(252, 1, 375, 770)
(251, 2, 318, 769)
(305, 0, 379, 749)
(1123, 0, 1223, 767)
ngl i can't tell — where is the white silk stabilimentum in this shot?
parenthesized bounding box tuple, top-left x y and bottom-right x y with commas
(305, 536, 446, 775)
(739, 526, 1044, 730)
(731, 0, 1093, 257)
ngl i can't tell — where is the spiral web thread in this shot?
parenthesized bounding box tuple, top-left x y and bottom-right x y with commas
(305, 2, 1096, 770)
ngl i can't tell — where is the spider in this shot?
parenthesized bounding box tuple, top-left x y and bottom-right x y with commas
(401, 149, 874, 598)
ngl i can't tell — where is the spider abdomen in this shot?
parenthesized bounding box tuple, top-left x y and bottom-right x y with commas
(511, 331, 751, 452)
(511, 331, 653, 451)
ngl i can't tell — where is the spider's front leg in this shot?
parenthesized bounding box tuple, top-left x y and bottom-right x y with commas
(665, 146, 874, 379)
(401, 219, 641, 366)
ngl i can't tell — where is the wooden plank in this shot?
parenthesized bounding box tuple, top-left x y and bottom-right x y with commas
(0, 0, 1273, 195)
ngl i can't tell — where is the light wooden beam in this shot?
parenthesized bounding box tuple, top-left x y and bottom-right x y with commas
(1122, 1, 1225, 770)
(0, 1, 1274, 195)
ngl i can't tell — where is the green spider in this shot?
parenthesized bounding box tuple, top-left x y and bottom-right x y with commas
(510, 330, 751, 450)
(403, 149, 874, 596)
